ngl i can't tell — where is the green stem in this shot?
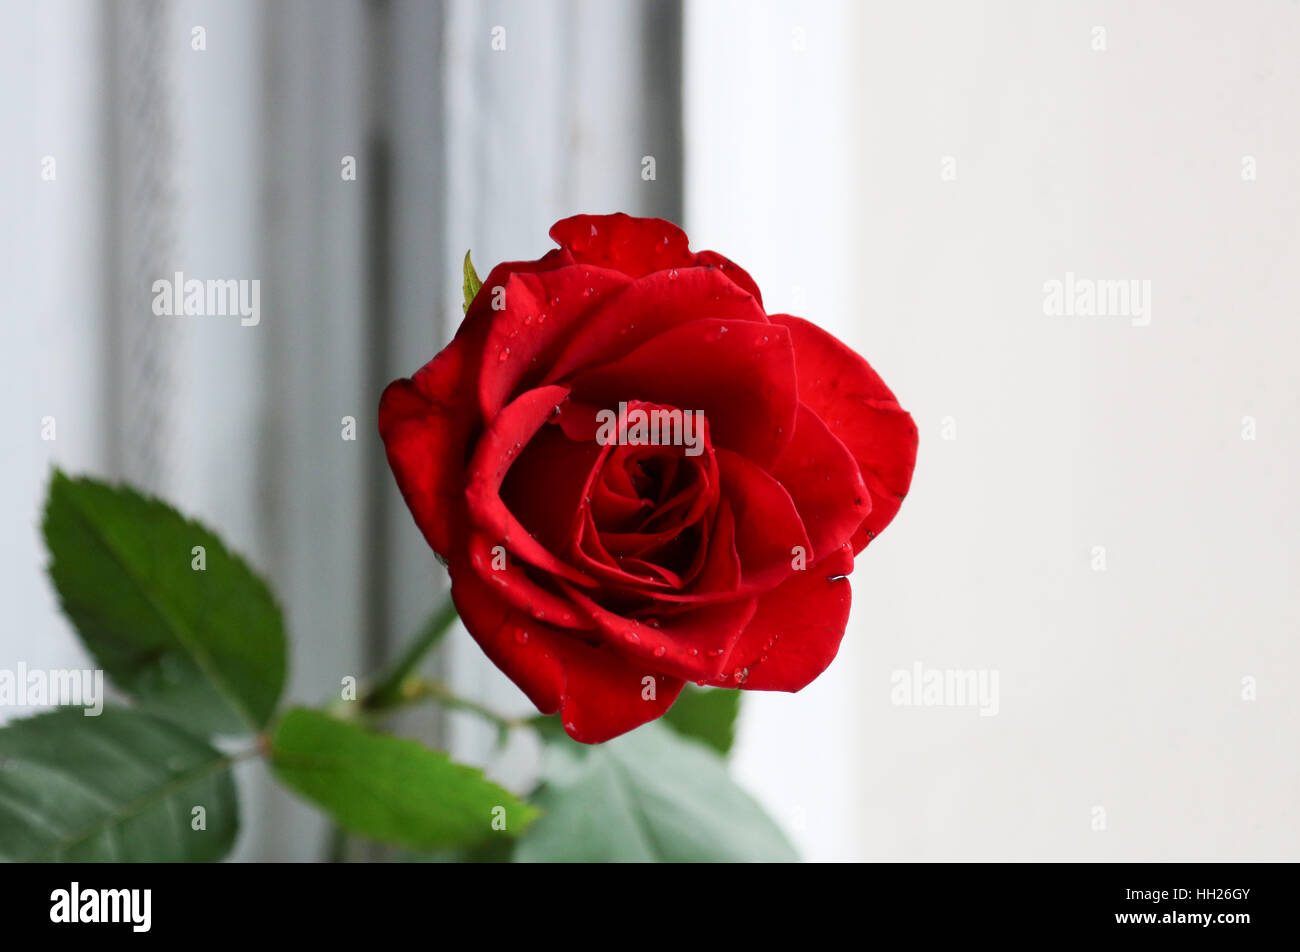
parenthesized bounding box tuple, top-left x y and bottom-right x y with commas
(363, 598, 460, 711)
(394, 677, 528, 733)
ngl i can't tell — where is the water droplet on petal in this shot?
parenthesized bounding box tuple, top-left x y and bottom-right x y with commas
(653, 645, 666, 658)
(515, 630, 530, 644)
(498, 347, 510, 362)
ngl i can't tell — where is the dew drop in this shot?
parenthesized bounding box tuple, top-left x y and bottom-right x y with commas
(653, 646, 666, 658)
(497, 347, 510, 362)
(515, 630, 530, 644)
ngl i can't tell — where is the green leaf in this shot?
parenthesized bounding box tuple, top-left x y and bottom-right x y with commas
(42, 471, 286, 735)
(664, 684, 742, 755)
(462, 250, 483, 313)
(514, 721, 797, 862)
(0, 706, 238, 862)
(270, 708, 538, 850)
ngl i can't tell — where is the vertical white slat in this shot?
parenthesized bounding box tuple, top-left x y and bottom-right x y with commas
(246, 0, 373, 860)
(685, 0, 858, 860)
(383, 0, 454, 753)
(0, 0, 109, 721)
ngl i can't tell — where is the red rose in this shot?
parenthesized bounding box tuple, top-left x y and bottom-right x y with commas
(379, 214, 917, 743)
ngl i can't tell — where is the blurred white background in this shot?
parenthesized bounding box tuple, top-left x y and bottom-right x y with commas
(2, 0, 1297, 861)
(691, 0, 1300, 860)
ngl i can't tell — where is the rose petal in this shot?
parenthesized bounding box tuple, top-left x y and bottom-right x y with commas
(464, 384, 594, 586)
(380, 249, 582, 555)
(771, 403, 872, 563)
(478, 265, 632, 418)
(693, 249, 764, 307)
(709, 543, 855, 691)
(549, 213, 695, 277)
(571, 505, 690, 590)
(542, 266, 767, 383)
(596, 496, 742, 606)
(569, 319, 797, 469)
(378, 339, 478, 559)
(449, 558, 683, 744)
(558, 579, 758, 683)
(465, 531, 592, 630)
(770, 314, 918, 551)
(500, 421, 603, 555)
(716, 447, 811, 591)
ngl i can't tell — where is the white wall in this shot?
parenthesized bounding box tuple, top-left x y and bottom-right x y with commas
(688, 0, 1300, 860)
